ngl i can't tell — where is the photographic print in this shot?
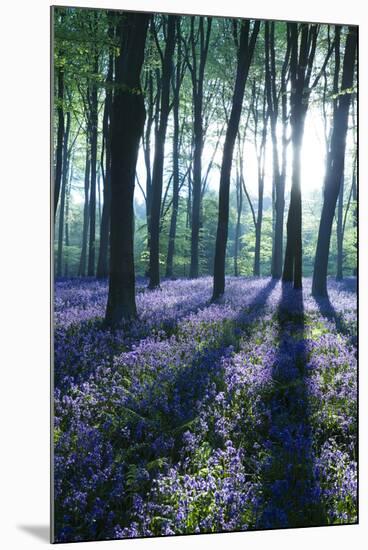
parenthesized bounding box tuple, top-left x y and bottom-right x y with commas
(52, 5, 358, 543)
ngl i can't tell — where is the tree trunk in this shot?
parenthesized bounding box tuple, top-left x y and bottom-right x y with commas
(54, 65, 65, 217)
(56, 111, 71, 277)
(312, 26, 357, 297)
(166, 20, 182, 278)
(282, 120, 303, 288)
(105, 12, 149, 326)
(97, 24, 114, 279)
(266, 22, 290, 279)
(282, 23, 318, 289)
(64, 155, 73, 277)
(352, 157, 357, 276)
(79, 137, 90, 277)
(143, 68, 154, 277)
(336, 174, 344, 280)
(148, 16, 177, 289)
(212, 20, 260, 300)
(189, 18, 212, 278)
(233, 171, 243, 277)
(87, 43, 99, 277)
(252, 82, 267, 277)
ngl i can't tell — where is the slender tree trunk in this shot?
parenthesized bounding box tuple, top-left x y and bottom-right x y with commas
(282, 23, 319, 289)
(87, 46, 99, 276)
(97, 25, 114, 279)
(336, 174, 344, 280)
(190, 100, 203, 278)
(96, 98, 111, 278)
(143, 69, 154, 277)
(234, 171, 243, 276)
(97, 170, 102, 226)
(253, 84, 267, 277)
(79, 136, 91, 277)
(189, 18, 212, 278)
(165, 130, 179, 278)
(266, 22, 290, 279)
(212, 21, 260, 300)
(312, 26, 357, 297)
(253, 183, 264, 276)
(54, 65, 65, 217)
(352, 158, 357, 276)
(166, 23, 182, 278)
(105, 13, 149, 326)
(148, 16, 177, 289)
(283, 120, 303, 288)
(64, 157, 73, 278)
(56, 111, 71, 277)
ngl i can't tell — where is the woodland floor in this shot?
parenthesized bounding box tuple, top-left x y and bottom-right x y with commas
(53, 276, 357, 542)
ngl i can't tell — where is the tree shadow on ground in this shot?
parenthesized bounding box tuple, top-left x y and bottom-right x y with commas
(314, 295, 350, 338)
(127, 278, 279, 454)
(257, 282, 328, 529)
(53, 278, 280, 541)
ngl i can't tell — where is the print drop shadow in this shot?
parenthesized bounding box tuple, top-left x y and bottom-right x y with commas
(17, 524, 49, 543)
(256, 282, 328, 529)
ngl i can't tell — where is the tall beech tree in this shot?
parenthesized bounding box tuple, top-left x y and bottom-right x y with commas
(184, 17, 212, 278)
(96, 17, 115, 279)
(166, 19, 186, 278)
(54, 58, 65, 218)
(251, 79, 268, 276)
(336, 174, 344, 280)
(312, 26, 357, 297)
(87, 17, 100, 277)
(233, 123, 249, 277)
(282, 23, 319, 289)
(212, 19, 260, 300)
(105, 12, 150, 326)
(265, 21, 291, 279)
(64, 153, 74, 277)
(148, 15, 177, 289)
(56, 110, 71, 277)
(79, 135, 90, 277)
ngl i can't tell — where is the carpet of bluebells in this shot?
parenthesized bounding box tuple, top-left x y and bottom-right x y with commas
(53, 276, 357, 542)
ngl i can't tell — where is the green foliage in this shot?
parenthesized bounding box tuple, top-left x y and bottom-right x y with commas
(53, 10, 357, 281)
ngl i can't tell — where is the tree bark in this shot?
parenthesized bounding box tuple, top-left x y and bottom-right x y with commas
(166, 19, 182, 278)
(105, 12, 149, 326)
(56, 110, 71, 277)
(282, 23, 318, 289)
(96, 20, 114, 279)
(233, 167, 243, 277)
(266, 22, 290, 279)
(64, 154, 73, 277)
(142, 67, 154, 277)
(148, 16, 177, 289)
(352, 155, 357, 276)
(252, 81, 268, 277)
(188, 17, 212, 278)
(87, 36, 99, 277)
(212, 20, 260, 300)
(336, 174, 344, 280)
(312, 26, 357, 297)
(79, 136, 90, 277)
(54, 65, 65, 217)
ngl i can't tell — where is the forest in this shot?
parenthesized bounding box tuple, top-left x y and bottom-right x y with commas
(52, 7, 357, 543)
